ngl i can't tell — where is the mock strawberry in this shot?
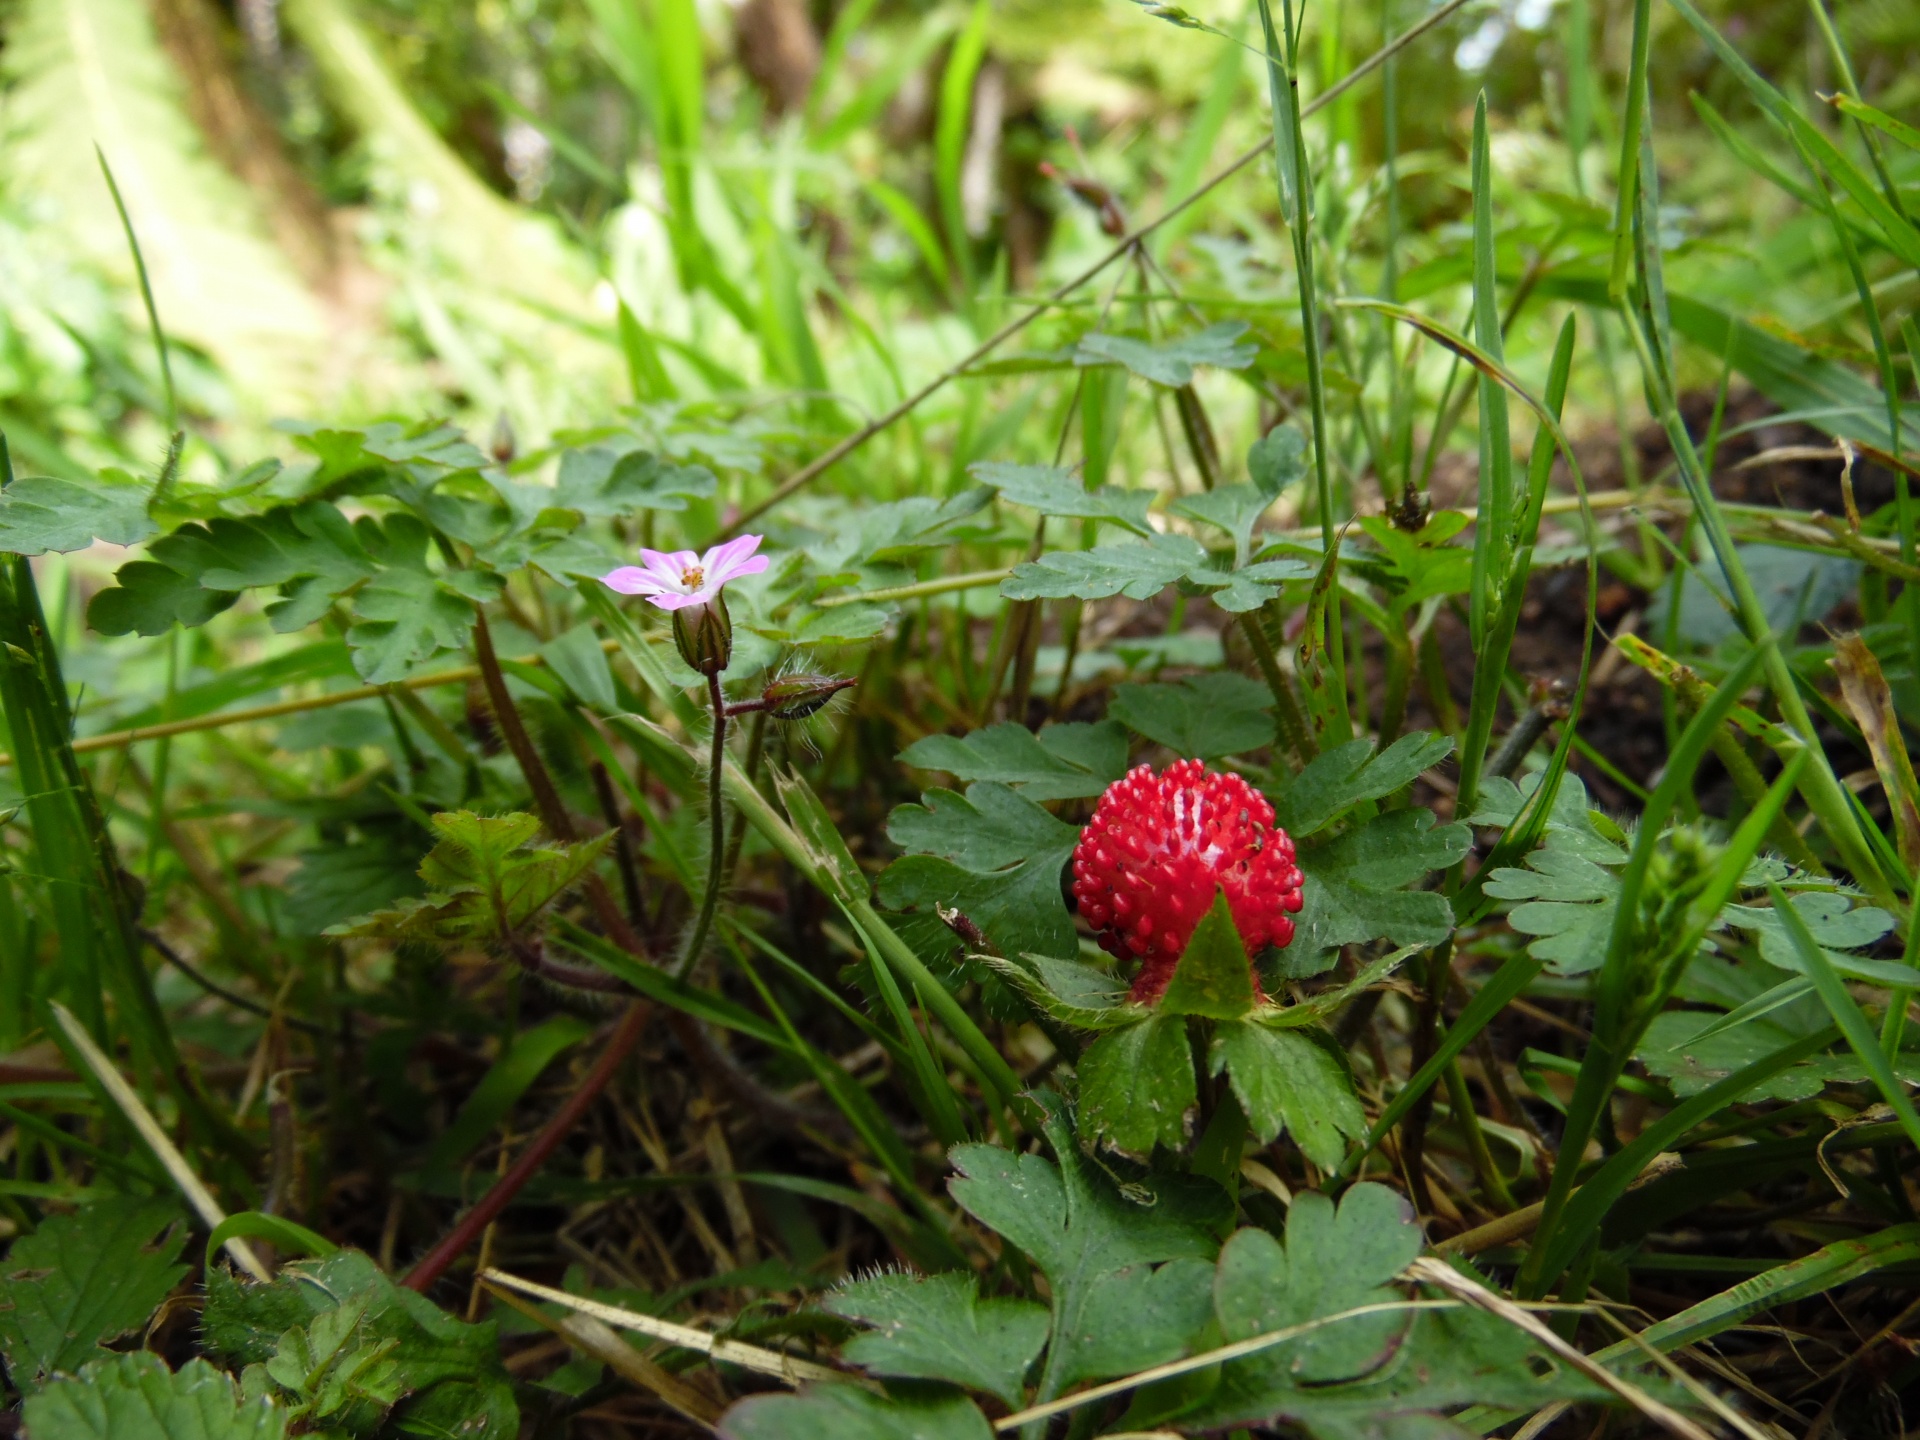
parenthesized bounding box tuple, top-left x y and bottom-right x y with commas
(1071, 759, 1304, 1003)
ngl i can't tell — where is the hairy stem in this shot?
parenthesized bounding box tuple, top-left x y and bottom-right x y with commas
(676, 673, 730, 981)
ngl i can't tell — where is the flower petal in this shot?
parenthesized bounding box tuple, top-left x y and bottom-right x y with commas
(702, 534, 764, 577)
(601, 567, 667, 595)
(645, 591, 708, 611)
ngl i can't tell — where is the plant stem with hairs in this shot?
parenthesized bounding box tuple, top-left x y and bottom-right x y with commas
(677, 672, 729, 980)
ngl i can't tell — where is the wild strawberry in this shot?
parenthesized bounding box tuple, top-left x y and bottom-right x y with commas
(1071, 759, 1304, 1003)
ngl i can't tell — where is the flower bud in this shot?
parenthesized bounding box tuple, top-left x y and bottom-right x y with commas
(672, 593, 733, 676)
(761, 671, 855, 720)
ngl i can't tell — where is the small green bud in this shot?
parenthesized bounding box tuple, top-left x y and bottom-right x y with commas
(672, 594, 733, 677)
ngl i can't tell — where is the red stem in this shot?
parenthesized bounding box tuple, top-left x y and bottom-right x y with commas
(401, 998, 652, 1293)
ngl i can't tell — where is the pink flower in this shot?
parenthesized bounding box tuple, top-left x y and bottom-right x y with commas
(601, 535, 770, 612)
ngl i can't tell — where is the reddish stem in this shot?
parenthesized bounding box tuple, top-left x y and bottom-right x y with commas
(401, 998, 652, 1293)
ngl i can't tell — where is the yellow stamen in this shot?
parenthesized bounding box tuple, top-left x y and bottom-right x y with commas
(681, 565, 705, 590)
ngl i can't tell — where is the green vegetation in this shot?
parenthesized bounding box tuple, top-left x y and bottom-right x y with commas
(0, 0, 1917, 1433)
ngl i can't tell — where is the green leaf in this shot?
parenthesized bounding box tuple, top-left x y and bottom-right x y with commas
(0, 474, 155, 556)
(1216, 1186, 1421, 1383)
(86, 560, 238, 636)
(1290, 811, 1471, 968)
(948, 1095, 1224, 1395)
(553, 446, 717, 515)
(346, 556, 497, 685)
(1074, 322, 1258, 387)
(880, 783, 1078, 959)
(149, 502, 377, 631)
(1724, 892, 1902, 982)
(255, 1295, 404, 1427)
(202, 1250, 516, 1439)
(0, 1197, 187, 1393)
(1161, 893, 1257, 1018)
(423, 1015, 592, 1173)
(1002, 532, 1207, 602)
(970, 462, 1153, 535)
(327, 811, 612, 948)
(1466, 772, 1625, 864)
(1212, 1023, 1365, 1167)
(1174, 1190, 1598, 1435)
(1247, 425, 1309, 499)
(982, 953, 1140, 1030)
(825, 1271, 1047, 1407)
(539, 623, 618, 711)
(897, 720, 1128, 802)
(204, 1215, 337, 1273)
(1172, 483, 1271, 561)
(1275, 732, 1455, 838)
(1077, 1013, 1198, 1156)
(1354, 512, 1475, 611)
(720, 1384, 993, 1440)
(1109, 672, 1274, 759)
(1481, 838, 1622, 976)
(22, 1353, 285, 1440)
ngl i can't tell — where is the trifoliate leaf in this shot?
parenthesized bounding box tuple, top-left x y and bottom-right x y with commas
(0, 474, 155, 556)
(255, 1295, 403, 1426)
(1109, 672, 1274, 759)
(721, 1384, 993, 1440)
(1274, 732, 1456, 838)
(1003, 532, 1208, 602)
(86, 559, 239, 636)
(327, 811, 612, 947)
(949, 1095, 1225, 1394)
(1074, 322, 1258, 387)
(1353, 512, 1474, 609)
(1191, 554, 1319, 613)
(826, 1272, 1047, 1407)
(1077, 1012, 1198, 1155)
(1161, 893, 1257, 1019)
(880, 784, 1079, 959)
(1248, 425, 1309, 499)
(970, 462, 1153, 535)
(898, 720, 1128, 802)
(0, 1198, 187, 1393)
(1210, 1023, 1365, 1168)
(1289, 811, 1471, 970)
(22, 1353, 285, 1440)
(1481, 844, 1620, 975)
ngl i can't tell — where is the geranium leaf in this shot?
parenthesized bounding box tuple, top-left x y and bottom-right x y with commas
(1109, 672, 1274, 759)
(721, 1384, 993, 1440)
(1074, 322, 1258, 387)
(880, 783, 1079, 958)
(970, 462, 1154, 535)
(1247, 425, 1309, 498)
(826, 1271, 1047, 1407)
(898, 720, 1128, 802)
(1274, 731, 1455, 838)
(1289, 811, 1471, 972)
(1002, 532, 1207, 602)
(0, 473, 155, 556)
(948, 1095, 1225, 1394)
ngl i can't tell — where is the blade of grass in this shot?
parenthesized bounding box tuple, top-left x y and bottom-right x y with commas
(50, 1001, 269, 1281)
(94, 148, 176, 435)
(1517, 646, 1770, 1298)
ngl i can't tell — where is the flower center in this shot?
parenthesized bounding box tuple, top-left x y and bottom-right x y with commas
(680, 565, 705, 591)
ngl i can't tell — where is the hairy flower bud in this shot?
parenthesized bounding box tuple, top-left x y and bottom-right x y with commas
(762, 671, 855, 720)
(672, 593, 733, 677)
